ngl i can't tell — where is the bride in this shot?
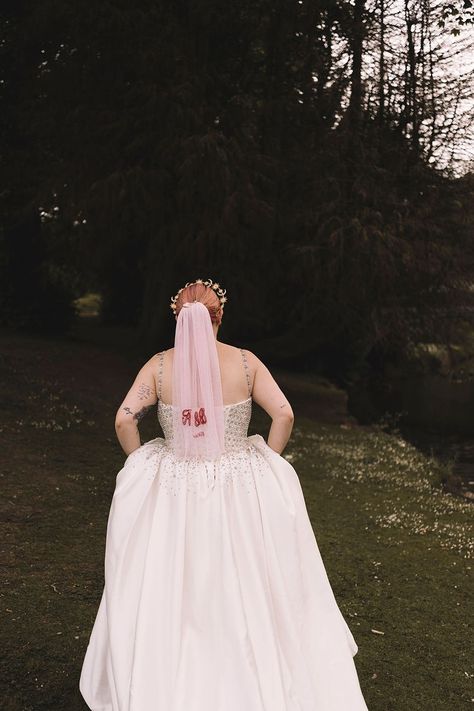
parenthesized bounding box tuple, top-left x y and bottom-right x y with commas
(79, 277, 369, 711)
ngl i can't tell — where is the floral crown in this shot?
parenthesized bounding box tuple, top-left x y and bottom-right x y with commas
(169, 278, 227, 315)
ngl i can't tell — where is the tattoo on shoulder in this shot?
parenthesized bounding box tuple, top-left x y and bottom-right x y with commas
(122, 406, 133, 416)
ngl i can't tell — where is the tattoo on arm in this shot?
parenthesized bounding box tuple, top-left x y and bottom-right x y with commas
(120, 380, 155, 422)
(137, 382, 153, 400)
(133, 404, 155, 422)
(121, 404, 154, 422)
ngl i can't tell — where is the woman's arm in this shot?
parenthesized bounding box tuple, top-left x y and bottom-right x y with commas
(245, 351, 294, 455)
(114, 357, 158, 456)
(267, 412, 294, 456)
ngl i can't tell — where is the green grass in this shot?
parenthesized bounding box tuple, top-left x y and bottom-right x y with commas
(273, 415, 473, 710)
(1, 331, 472, 710)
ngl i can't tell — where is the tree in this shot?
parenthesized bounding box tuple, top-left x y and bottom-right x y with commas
(2, 0, 473, 377)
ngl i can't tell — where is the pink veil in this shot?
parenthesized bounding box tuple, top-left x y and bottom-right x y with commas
(171, 300, 225, 460)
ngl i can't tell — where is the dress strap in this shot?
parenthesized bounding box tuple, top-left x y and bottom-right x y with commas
(157, 350, 165, 400)
(239, 348, 252, 397)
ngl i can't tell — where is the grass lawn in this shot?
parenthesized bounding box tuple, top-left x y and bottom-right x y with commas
(278, 417, 473, 710)
(0, 329, 472, 710)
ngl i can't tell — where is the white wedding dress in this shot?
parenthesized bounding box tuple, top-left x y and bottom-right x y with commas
(79, 354, 368, 711)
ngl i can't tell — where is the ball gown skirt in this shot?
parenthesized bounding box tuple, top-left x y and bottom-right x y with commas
(79, 397, 368, 710)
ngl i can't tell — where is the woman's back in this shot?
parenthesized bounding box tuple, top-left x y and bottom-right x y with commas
(114, 338, 294, 458)
(154, 342, 297, 432)
(156, 342, 254, 407)
(156, 345, 254, 455)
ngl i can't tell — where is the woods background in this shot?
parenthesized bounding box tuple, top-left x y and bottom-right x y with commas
(2, 0, 474, 382)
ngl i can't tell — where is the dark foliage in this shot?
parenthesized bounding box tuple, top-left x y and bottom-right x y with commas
(1, 0, 473, 376)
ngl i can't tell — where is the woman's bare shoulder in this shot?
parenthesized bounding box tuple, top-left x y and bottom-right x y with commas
(139, 350, 168, 371)
(240, 348, 264, 370)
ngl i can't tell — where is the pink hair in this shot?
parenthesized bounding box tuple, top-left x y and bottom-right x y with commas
(173, 283, 223, 326)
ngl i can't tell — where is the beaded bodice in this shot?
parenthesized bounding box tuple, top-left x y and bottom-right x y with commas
(157, 397, 252, 453)
(155, 347, 253, 455)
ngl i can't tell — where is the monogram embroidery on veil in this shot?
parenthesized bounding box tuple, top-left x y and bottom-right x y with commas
(181, 407, 208, 426)
(181, 407, 208, 439)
